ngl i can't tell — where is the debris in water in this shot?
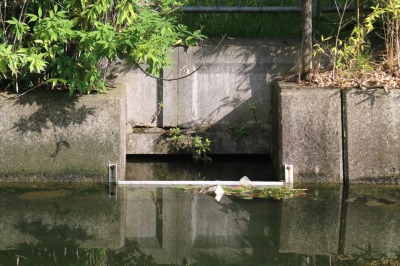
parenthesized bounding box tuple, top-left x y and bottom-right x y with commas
(199, 185, 225, 202)
(239, 176, 253, 187)
(174, 185, 307, 200)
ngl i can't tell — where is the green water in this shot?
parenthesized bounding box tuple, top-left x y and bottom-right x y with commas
(0, 183, 399, 265)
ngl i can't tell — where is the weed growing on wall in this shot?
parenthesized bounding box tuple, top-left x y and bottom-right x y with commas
(168, 127, 212, 162)
(0, 0, 205, 94)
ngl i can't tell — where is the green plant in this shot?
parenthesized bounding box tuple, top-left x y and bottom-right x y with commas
(174, 185, 307, 200)
(0, 0, 206, 94)
(149, 102, 164, 123)
(248, 103, 258, 123)
(364, 0, 400, 75)
(168, 127, 212, 162)
(191, 135, 212, 161)
(235, 124, 247, 138)
(313, 0, 373, 79)
(313, 0, 400, 84)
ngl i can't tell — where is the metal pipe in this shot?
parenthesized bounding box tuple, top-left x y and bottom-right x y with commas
(117, 180, 286, 186)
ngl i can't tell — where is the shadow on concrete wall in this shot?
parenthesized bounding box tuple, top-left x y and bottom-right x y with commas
(11, 92, 95, 158)
(190, 39, 299, 157)
(191, 39, 299, 127)
(12, 93, 95, 134)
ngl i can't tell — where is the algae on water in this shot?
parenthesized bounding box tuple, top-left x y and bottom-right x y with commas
(174, 185, 307, 200)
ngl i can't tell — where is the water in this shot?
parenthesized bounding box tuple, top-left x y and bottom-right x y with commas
(0, 183, 399, 265)
(126, 155, 273, 181)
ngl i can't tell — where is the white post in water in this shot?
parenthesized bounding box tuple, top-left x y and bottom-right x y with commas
(285, 164, 294, 186)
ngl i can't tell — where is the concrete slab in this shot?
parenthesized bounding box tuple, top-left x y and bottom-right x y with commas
(126, 123, 271, 155)
(0, 87, 126, 182)
(344, 89, 400, 183)
(272, 81, 343, 183)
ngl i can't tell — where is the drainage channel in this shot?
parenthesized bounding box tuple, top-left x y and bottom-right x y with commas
(117, 180, 286, 186)
(112, 155, 293, 187)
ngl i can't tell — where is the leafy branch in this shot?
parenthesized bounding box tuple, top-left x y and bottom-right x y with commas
(0, 0, 205, 94)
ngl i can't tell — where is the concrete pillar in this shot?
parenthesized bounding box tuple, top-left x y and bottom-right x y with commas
(272, 81, 343, 183)
(343, 89, 400, 183)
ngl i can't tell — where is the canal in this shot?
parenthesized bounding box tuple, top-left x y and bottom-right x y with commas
(0, 156, 399, 265)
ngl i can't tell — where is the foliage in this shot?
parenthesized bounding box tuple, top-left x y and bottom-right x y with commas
(248, 102, 258, 123)
(179, 12, 302, 38)
(222, 186, 307, 200)
(0, 0, 205, 94)
(235, 124, 247, 138)
(168, 127, 212, 162)
(364, 0, 400, 75)
(313, 0, 400, 85)
(174, 185, 307, 200)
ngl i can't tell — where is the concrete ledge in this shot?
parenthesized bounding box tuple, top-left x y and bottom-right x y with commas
(344, 89, 400, 183)
(126, 124, 271, 155)
(0, 87, 126, 182)
(272, 81, 343, 183)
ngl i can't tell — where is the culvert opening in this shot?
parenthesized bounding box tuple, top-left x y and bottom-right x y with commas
(125, 154, 277, 182)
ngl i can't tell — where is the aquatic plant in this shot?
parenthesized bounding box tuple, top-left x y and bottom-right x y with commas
(174, 185, 307, 200)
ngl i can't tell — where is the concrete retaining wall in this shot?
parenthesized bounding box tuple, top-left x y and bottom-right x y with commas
(272, 81, 343, 183)
(0, 87, 126, 182)
(344, 89, 400, 183)
(112, 39, 300, 155)
(274, 82, 400, 183)
(2, 38, 400, 183)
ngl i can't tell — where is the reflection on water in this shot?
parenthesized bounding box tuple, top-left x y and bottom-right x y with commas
(0, 183, 399, 265)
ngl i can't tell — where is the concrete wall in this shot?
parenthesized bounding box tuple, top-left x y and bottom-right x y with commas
(0, 87, 126, 182)
(272, 82, 343, 183)
(344, 89, 400, 183)
(112, 39, 300, 155)
(274, 82, 400, 183)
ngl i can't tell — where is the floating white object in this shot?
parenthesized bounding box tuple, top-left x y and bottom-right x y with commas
(284, 164, 294, 184)
(200, 184, 225, 202)
(239, 176, 253, 187)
